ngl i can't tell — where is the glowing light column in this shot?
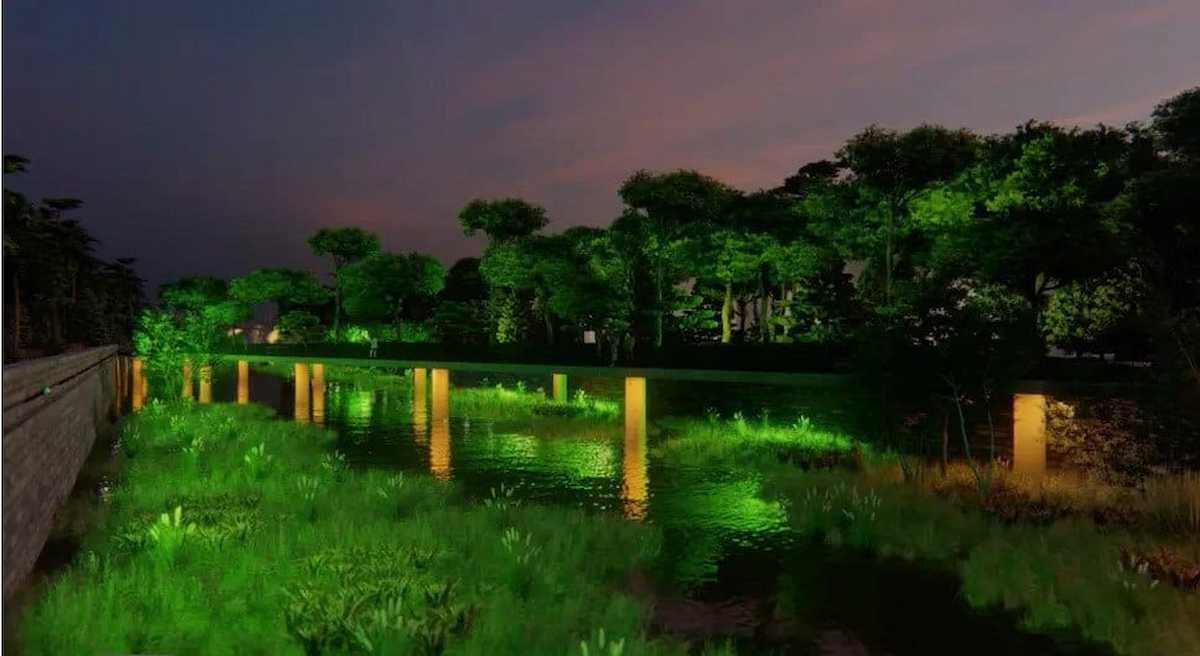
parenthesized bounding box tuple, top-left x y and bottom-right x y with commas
(622, 377, 649, 520)
(1012, 393, 1047, 479)
(412, 368, 428, 443)
(131, 357, 146, 410)
(294, 363, 311, 422)
(237, 360, 250, 404)
(430, 368, 451, 479)
(198, 365, 213, 404)
(552, 373, 568, 402)
(311, 363, 326, 424)
(181, 359, 194, 400)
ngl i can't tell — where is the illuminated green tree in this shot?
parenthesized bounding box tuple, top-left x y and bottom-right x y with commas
(307, 227, 381, 342)
(618, 170, 737, 348)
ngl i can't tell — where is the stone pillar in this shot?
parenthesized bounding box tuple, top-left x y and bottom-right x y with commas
(622, 377, 648, 520)
(237, 360, 250, 404)
(311, 363, 325, 425)
(294, 363, 311, 422)
(198, 365, 213, 404)
(552, 373, 568, 402)
(181, 359, 193, 400)
(430, 369, 450, 479)
(131, 357, 145, 411)
(1012, 393, 1047, 479)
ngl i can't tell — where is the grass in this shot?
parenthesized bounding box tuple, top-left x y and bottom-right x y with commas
(17, 401, 687, 655)
(765, 468, 1200, 656)
(653, 411, 860, 470)
(646, 409, 1200, 655)
(448, 382, 620, 424)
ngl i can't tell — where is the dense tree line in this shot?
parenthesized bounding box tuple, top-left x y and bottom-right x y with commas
(3, 156, 144, 361)
(143, 88, 1199, 402)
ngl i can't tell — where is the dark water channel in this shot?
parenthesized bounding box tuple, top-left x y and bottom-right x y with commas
(196, 364, 1107, 655)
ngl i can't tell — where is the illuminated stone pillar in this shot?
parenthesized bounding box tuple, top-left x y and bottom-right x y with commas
(198, 365, 213, 404)
(181, 359, 194, 400)
(294, 362, 311, 422)
(1012, 393, 1047, 479)
(311, 363, 326, 425)
(237, 360, 250, 404)
(552, 373, 568, 402)
(412, 368, 428, 444)
(622, 377, 648, 520)
(430, 368, 450, 479)
(132, 357, 145, 410)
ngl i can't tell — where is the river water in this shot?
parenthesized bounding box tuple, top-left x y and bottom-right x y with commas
(197, 363, 1108, 655)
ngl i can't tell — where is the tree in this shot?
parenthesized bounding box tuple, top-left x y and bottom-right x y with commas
(457, 198, 548, 243)
(833, 125, 978, 305)
(307, 227, 381, 342)
(277, 310, 323, 347)
(1151, 86, 1200, 163)
(618, 170, 737, 348)
(229, 268, 329, 321)
(458, 198, 548, 343)
(684, 227, 768, 343)
(339, 252, 446, 324)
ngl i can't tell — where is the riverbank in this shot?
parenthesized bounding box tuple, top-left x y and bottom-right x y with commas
(653, 411, 1200, 656)
(14, 402, 707, 655)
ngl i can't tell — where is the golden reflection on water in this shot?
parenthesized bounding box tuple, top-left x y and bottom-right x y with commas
(430, 369, 451, 479)
(198, 365, 213, 404)
(311, 363, 326, 424)
(412, 368, 428, 444)
(622, 377, 649, 520)
(1012, 393, 1047, 479)
(131, 357, 145, 410)
(181, 359, 193, 400)
(294, 363, 311, 422)
(237, 360, 250, 404)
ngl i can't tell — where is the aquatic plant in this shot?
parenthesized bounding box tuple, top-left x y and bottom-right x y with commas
(145, 506, 196, 562)
(580, 627, 625, 656)
(483, 482, 521, 510)
(243, 442, 274, 479)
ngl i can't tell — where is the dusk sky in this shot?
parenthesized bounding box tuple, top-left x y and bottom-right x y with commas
(4, 1, 1198, 294)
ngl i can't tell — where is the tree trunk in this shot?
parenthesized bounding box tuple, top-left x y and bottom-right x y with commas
(332, 273, 341, 343)
(721, 282, 733, 344)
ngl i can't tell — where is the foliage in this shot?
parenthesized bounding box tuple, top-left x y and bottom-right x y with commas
(277, 310, 324, 346)
(21, 403, 676, 656)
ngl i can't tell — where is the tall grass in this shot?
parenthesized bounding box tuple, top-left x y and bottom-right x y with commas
(450, 383, 620, 423)
(654, 411, 859, 470)
(18, 402, 683, 655)
(766, 468, 1200, 656)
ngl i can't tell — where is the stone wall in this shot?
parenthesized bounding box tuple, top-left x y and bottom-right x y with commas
(2, 346, 120, 600)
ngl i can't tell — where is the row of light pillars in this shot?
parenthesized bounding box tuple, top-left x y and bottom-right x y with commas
(125, 360, 1047, 484)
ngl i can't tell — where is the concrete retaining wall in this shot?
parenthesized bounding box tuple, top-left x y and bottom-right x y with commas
(2, 346, 120, 600)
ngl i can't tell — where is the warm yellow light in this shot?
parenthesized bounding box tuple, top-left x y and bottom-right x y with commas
(131, 357, 145, 411)
(198, 365, 213, 404)
(430, 368, 450, 479)
(622, 377, 648, 520)
(181, 359, 194, 400)
(237, 360, 250, 404)
(412, 368, 428, 444)
(311, 363, 325, 424)
(1013, 393, 1047, 479)
(294, 362, 311, 422)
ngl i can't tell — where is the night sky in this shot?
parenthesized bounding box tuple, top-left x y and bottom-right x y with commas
(4, 1, 1198, 294)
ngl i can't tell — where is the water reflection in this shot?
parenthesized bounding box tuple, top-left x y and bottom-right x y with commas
(294, 363, 310, 422)
(312, 364, 326, 424)
(1013, 393, 1047, 479)
(430, 368, 451, 479)
(412, 368, 427, 443)
(622, 377, 649, 520)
